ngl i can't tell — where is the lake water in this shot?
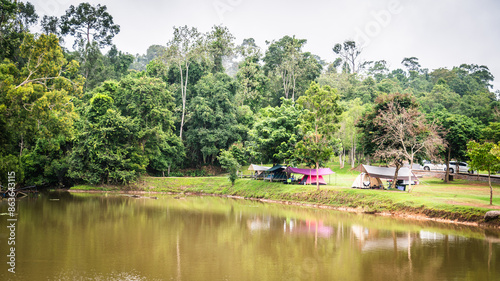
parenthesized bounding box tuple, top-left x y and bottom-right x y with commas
(0, 192, 499, 280)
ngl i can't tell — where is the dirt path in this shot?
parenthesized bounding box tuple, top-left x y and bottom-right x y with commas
(445, 200, 500, 210)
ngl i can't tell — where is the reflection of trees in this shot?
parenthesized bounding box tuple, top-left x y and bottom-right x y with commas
(5, 195, 499, 281)
(352, 227, 500, 281)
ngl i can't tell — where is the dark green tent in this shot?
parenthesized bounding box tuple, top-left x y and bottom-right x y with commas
(265, 165, 287, 182)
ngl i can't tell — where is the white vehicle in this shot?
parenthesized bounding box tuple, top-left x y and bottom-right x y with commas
(445, 161, 473, 174)
(422, 160, 445, 171)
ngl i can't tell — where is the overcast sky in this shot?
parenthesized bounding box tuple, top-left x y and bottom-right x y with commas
(33, 0, 500, 92)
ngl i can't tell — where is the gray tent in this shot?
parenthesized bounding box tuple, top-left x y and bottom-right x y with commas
(248, 164, 271, 179)
(352, 173, 383, 189)
(248, 164, 271, 172)
(353, 165, 419, 190)
(361, 165, 418, 181)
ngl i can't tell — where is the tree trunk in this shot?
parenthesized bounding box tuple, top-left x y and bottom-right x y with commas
(179, 63, 189, 141)
(408, 156, 414, 193)
(445, 147, 451, 183)
(489, 171, 493, 205)
(393, 163, 401, 190)
(316, 161, 320, 191)
(339, 149, 344, 169)
(351, 135, 356, 169)
(19, 134, 24, 158)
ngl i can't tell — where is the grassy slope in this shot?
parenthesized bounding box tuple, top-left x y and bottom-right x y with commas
(71, 164, 500, 226)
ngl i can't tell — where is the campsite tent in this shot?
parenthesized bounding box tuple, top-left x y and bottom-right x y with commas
(351, 173, 383, 189)
(299, 175, 327, 185)
(265, 165, 287, 181)
(248, 164, 270, 172)
(361, 165, 418, 182)
(351, 165, 418, 190)
(248, 164, 271, 179)
(286, 167, 334, 185)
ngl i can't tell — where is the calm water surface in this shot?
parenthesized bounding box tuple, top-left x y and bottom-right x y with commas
(0, 192, 499, 280)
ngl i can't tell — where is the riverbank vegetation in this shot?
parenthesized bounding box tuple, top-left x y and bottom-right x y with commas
(71, 164, 500, 226)
(1, 1, 499, 195)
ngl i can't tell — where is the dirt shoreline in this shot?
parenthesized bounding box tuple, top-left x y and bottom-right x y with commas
(66, 189, 499, 229)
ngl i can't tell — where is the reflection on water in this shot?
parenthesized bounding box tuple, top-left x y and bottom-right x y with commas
(0, 192, 499, 281)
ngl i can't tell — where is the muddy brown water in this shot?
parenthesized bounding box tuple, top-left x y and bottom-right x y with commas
(0, 192, 499, 280)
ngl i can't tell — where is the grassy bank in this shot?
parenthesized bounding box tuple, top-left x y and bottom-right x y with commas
(71, 166, 500, 227)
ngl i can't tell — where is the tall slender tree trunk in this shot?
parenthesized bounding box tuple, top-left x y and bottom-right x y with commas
(489, 171, 493, 205)
(19, 134, 24, 157)
(445, 147, 451, 183)
(408, 155, 414, 193)
(351, 134, 356, 168)
(316, 161, 320, 191)
(393, 163, 401, 190)
(179, 62, 189, 141)
(339, 149, 344, 169)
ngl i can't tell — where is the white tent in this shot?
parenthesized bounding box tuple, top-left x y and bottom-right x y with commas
(248, 164, 271, 179)
(352, 173, 384, 189)
(361, 165, 418, 181)
(248, 164, 271, 172)
(353, 165, 419, 190)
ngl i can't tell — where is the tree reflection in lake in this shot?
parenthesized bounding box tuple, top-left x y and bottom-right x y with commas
(0, 192, 498, 281)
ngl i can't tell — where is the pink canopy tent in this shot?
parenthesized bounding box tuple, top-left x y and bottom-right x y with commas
(286, 167, 334, 185)
(286, 167, 334, 175)
(300, 175, 327, 185)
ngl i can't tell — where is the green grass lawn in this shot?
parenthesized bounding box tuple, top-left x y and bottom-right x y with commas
(71, 163, 500, 224)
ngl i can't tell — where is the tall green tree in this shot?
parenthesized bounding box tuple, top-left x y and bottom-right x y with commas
(59, 2, 121, 88)
(94, 74, 184, 175)
(418, 82, 461, 114)
(207, 25, 234, 73)
(295, 82, 342, 190)
(336, 99, 366, 168)
(332, 40, 362, 74)
(263, 36, 322, 103)
(482, 122, 500, 143)
(60, 2, 120, 48)
(0, 33, 83, 186)
(69, 93, 148, 184)
(218, 149, 240, 186)
(249, 98, 303, 164)
(130, 44, 167, 71)
(434, 112, 482, 182)
(184, 72, 242, 165)
(0, 0, 38, 61)
(236, 54, 270, 111)
(163, 25, 207, 140)
(467, 141, 500, 205)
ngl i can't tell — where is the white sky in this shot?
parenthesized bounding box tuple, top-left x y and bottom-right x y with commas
(33, 0, 500, 92)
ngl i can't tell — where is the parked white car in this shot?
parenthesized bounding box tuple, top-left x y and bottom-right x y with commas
(422, 160, 445, 171)
(445, 161, 474, 174)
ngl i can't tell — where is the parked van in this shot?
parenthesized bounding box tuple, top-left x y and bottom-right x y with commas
(445, 161, 473, 174)
(422, 160, 445, 171)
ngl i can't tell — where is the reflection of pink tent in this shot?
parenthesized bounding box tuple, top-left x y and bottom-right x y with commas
(300, 175, 326, 185)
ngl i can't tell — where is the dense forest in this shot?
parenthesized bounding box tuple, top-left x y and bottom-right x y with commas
(1, 1, 499, 187)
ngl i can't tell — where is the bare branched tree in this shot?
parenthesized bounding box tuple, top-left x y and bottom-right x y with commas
(374, 101, 444, 192)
